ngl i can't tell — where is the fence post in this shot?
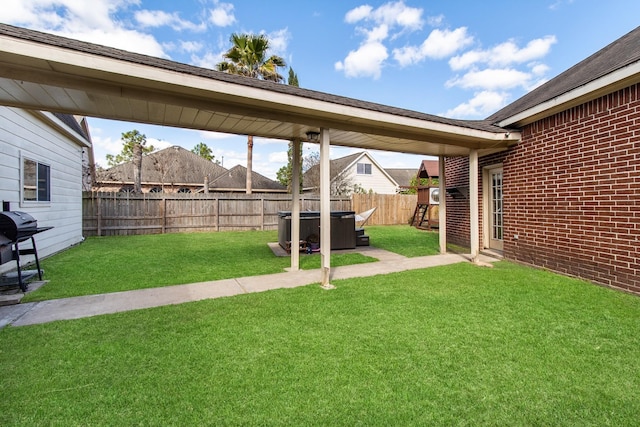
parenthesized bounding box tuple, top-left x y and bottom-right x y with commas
(215, 198, 220, 231)
(161, 197, 167, 234)
(96, 193, 102, 236)
(261, 196, 265, 230)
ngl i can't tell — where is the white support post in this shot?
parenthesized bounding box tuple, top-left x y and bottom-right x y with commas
(319, 128, 334, 289)
(290, 139, 301, 271)
(438, 155, 447, 254)
(469, 149, 480, 263)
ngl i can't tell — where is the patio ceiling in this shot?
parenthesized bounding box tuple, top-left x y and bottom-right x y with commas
(0, 24, 520, 156)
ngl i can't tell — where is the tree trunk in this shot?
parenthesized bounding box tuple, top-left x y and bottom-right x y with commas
(246, 135, 253, 194)
(133, 143, 143, 193)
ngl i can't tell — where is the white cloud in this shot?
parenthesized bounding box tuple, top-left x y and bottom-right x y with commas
(338, 1, 425, 78)
(449, 35, 557, 70)
(269, 151, 288, 163)
(335, 41, 389, 79)
(372, 1, 423, 30)
(531, 63, 550, 75)
(191, 51, 225, 69)
(364, 24, 389, 43)
(198, 131, 238, 140)
(393, 27, 474, 66)
(265, 28, 291, 57)
(179, 40, 204, 53)
(345, 5, 373, 23)
(446, 68, 533, 90)
(209, 1, 236, 27)
(0, 0, 169, 57)
(426, 14, 444, 27)
(443, 91, 510, 119)
(134, 10, 206, 32)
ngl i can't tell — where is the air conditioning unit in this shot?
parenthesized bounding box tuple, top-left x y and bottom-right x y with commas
(429, 187, 439, 205)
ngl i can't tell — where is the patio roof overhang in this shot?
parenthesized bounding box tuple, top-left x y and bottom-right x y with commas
(0, 25, 520, 156)
(0, 24, 515, 284)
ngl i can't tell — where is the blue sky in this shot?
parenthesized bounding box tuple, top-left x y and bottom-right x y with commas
(2, 0, 639, 179)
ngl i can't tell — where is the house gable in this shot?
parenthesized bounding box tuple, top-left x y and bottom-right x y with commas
(340, 152, 399, 194)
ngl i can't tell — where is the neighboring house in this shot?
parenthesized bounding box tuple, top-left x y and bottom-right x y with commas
(303, 151, 401, 195)
(209, 165, 286, 193)
(95, 145, 285, 193)
(446, 26, 640, 294)
(385, 168, 419, 192)
(0, 107, 92, 272)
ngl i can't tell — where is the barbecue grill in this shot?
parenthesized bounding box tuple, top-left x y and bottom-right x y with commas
(0, 211, 53, 292)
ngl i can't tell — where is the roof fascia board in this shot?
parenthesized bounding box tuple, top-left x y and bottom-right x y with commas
(498, 61, 640, 128)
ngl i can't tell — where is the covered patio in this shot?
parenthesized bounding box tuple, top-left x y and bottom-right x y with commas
(0, 24, 520, 287)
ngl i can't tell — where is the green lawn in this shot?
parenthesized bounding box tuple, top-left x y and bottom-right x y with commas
(24, 226, 438, 301)
(2, 262, 639, 425)
(366, 225, 440, 257)
(23, 231, 373, 301)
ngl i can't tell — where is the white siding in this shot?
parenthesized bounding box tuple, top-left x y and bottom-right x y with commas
(349, 154, 398, 194)
(1, 107, 86, 273)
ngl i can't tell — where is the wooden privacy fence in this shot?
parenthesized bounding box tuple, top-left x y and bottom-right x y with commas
(82, 192, 416, 236)
(352, 193, 417, 225)
(82, 192, 352, 236)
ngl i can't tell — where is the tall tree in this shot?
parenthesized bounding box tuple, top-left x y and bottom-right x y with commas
(106, 130, 154, 193)
(191, 142, 220, 164)
(217, 33, 286, 194)
(105, 130, 154, 167)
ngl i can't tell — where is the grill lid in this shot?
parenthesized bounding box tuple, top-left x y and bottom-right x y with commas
(0, 211, 38, 241)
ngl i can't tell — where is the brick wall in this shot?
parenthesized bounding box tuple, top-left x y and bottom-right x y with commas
(444, 156, 470, 247)
(445, 152, 508, 248)
(447, 83, 640, 294)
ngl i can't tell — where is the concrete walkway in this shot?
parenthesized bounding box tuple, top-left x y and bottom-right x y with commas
(0, 248, 498, 328)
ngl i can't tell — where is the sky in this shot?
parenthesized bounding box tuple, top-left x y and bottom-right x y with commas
(2, 0, 640, 179)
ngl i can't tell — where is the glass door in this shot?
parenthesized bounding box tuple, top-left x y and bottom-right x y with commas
(489, 168, 503, 250)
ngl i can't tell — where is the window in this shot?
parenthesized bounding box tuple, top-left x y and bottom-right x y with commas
(357, 163, 372, 175)
(22, 158, 50, 202)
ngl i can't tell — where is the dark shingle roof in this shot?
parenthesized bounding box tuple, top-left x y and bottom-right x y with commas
(385, 168, 418, 187)
(53, 112, 90, 141)
(488, 26, 640, 124)
(96, 146, 227, 184)
(302, 152, 364, 188)
(0, 23, 505, 134)
(210, 165, 286, 191)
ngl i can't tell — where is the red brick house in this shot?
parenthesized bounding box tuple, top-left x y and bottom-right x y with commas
(446, 27, 640, 294)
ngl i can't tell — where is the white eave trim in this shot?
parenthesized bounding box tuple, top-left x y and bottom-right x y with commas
(498, 61, 640, 128)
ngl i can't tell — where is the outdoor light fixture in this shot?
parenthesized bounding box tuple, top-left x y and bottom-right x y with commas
(305, 131, 320, 142)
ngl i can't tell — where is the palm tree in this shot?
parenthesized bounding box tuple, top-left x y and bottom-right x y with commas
(217, 33, 286, 194)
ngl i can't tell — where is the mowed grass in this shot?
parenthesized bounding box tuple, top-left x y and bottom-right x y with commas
(24, 230, 379, 301)
(2, 262, 640, 425)
(366, 225, 440, 257)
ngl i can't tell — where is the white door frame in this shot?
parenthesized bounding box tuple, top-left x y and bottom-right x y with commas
(482, 164, 504, 251)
